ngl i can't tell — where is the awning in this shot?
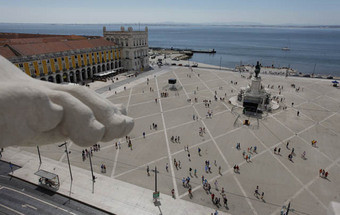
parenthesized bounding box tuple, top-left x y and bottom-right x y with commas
(34, 170, 58, 180)
(93, 70, 117, 77)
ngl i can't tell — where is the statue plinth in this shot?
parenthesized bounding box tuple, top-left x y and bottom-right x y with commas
(249, 76, 262, 95)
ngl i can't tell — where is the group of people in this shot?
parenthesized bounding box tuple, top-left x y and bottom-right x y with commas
(170, 136, 181, 143)
(254, 186, 265, 201)
(160, 92, 169, 98)
(319, 169, 329, 179)
(174, 158, 182, 170)
(242, 150, 252, 162)
(150, 123, 158, 130)
(233, 165, 240, 173)
(100, 164, 107, 173)
(199, 127, 206, 136)
(206, 110, 213, 118)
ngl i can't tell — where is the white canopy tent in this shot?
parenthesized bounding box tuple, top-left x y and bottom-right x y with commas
(93, 70, 117, 78)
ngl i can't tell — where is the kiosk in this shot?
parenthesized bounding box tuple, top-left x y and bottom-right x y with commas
(35, 169, 60, 190)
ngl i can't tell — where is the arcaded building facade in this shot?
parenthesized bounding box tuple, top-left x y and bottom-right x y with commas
(103, 26, 149, 71)
(0, 33, 122, 83)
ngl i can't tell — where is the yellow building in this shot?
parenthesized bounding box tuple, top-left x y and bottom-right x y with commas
(0, 34, 122, 83)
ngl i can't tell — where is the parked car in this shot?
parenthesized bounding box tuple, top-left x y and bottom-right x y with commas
(178, 64, 182, 66)
(171, 63, 176, 66)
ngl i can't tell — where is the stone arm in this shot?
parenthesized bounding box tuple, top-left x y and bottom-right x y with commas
(0, 56, 134, 148)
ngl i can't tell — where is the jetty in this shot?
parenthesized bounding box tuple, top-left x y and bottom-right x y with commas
(150, 47, 216, 54)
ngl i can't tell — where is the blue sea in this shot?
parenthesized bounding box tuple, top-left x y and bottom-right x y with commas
(1, 23, 339, 76)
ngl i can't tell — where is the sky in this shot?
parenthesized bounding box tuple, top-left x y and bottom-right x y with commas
(0, 0, 339, 25)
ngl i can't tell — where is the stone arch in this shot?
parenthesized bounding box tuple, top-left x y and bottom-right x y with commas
(102, 64, 106, 72)
(92, 66, 96, 74)
(87, 67, 92, 79)
(56, 74, 62, 83)
(97, 65, 101, 73)
(76, 70, 81, 82)
(63, 73, 68, 82)
(40, 77, 46, 81)
(69, 71, 75, 83)
(107, 63, 110, 70)
(48, 76, 54, 83)
(81, 69, 86, 80)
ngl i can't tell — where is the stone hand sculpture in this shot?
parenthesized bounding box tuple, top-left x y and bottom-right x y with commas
(0, 56, 134, 148)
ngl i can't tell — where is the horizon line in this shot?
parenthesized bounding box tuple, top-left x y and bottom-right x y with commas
(0, 22, 340, 27)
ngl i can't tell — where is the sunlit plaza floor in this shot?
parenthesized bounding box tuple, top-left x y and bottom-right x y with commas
(11, 66, 340, 214)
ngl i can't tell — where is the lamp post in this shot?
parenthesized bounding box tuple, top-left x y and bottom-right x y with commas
(88, 151, 95, 193)
(37, 146, 42, 167)
(151, 166, 160, 202)
(58, 142, 73, 181)
(220, 56, 222, 70)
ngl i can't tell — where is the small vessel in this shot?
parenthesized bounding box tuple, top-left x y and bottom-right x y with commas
(282, 47, 290, 51)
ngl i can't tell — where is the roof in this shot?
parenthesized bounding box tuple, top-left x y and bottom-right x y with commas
(34, 169, 58, 180)
(0, 33, 116, 59)
(0, 32, 69, 39)
(4, 38, 116, 57)
(0, 34, 86, 46)
(0, 46, 16, 59)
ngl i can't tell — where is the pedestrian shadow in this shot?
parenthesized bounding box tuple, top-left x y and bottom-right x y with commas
(323, 177, 331, 182)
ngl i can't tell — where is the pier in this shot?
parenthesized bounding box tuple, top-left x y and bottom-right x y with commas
(150, 47, 216, 54)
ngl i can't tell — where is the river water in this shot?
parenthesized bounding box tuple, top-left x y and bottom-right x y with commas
(1, 23, 339, 76)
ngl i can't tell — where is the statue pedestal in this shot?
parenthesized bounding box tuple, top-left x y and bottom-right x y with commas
(249, 77, 261, 95)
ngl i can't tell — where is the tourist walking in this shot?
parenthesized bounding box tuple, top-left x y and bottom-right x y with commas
(211, 193, 215, 202)
(254, 186, 259, 197)
(214, 180, 218, 191)
(188, 187, 192, 198)
(147, 166, 150, 176)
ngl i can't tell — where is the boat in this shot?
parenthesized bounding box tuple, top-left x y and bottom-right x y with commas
(282, 47, 290, 51)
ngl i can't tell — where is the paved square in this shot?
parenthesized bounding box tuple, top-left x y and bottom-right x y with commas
(18, 67, 340, 215)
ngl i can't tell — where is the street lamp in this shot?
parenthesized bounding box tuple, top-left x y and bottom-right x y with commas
(220, 56, 222, 70)
(151, 166, 160, 203)
(37, 146, 42, 167)
(88, 150, 95, 193)
(58, 142, 73, 181)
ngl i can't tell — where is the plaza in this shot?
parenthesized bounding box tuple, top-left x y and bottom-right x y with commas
(2, 65, 340, 215)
